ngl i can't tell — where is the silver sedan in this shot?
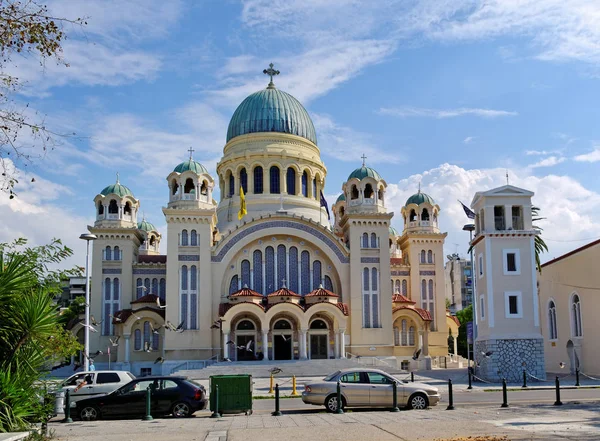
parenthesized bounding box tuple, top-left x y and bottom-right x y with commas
(301, 368, 440, 412)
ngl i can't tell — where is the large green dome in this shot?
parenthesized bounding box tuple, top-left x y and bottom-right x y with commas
(347, 166, 382, 181)
(138, 219, 157, 232)
(389, 226, 400, 236)
(336, 193, 346, 203)
(173, 159, 208, 174)
(406, 191, 435, 206)
(226, 86, 317, 145)
(100, 182, 134, 198)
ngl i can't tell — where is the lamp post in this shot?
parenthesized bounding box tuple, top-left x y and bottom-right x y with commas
(462, 223, 476, 373)
(79, 233, 97, 371)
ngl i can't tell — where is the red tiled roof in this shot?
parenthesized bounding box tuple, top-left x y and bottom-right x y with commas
(112, 306, 165, 324)
(392, 305, 432, 321)
(131, 294, 159, 304)
(392, 294, 415, 304)
(446, 311, 461, 327)
(218, 300, 350, 316)
(266, 286, 301, 297)
(541, 237, 600, 268)
(390, 258, 403, 265)
(229, 286, 263, 298)
(306, 286, 339, 298)
(219, 301, 265, 317)
(137, 255, 167, 264)
(336, 302, 349, 316)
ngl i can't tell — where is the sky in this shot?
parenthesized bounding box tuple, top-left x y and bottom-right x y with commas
(2, 0, 600, 269)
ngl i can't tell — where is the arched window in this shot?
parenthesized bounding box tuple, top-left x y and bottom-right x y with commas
(159, 278, 166, 301)
(143, 321, 150, 350)
(181, 229, 188, 246)
(270, 166, 280, 194)
(265, 246, 275, 292)
(253, 250, 263, 293)
(300, 250, 310, 295)
(378, 187, 384, 200)
(312, 178, 317, 199)
(98, 201, 104, 215)
(241, 260, 250, 287)
(113, 246, 120, 261)
(402, 279, 408, 296)
(105, 246, 112, 261)
(324, 275, 333, 292)
(190, 230, 198, 246)
(277, 245, 286, 288)
(240, 168, 248, 194)
(302, 171, 308, 197)
(310, 319, 328, 329)
(548, 300, 558, 340)
(409, 209, 417, 222)
(149, 236, 155, 247)
(289, 247, 298, 292)
(428, 279, 435, 330)
(363, 268, 370, 291)
(152, 332, 159, 351)
(152, 278, 158, 295)
(184, 178, 195, 194)
(422, 208, 430, 221)
(200, 181, 208, 195)
(229, 275, 238, 295)
(401, 319, 408, 346)
(144, 278, 150, 293)
(113, 278, 120, 300)
(134, 329, 141, 351)
(190, 265, 197, 290)
(372, 268, 379, 327)
(351, 185, 359, 200)
(572, 294, 582, 337)
(421, 279, 427, 302)
(181, 265, 188, 290)
(254, 166, 263, 194)
(274, 320, 292, 330)
(172, 179, 179, 195)
(228, 172, 235, 197)
(394, 327, 400, 346)
(363, 268, 370, 328)
(108, 199, 118, 214)
(408, 326, 415, 346)
(340, 206, 345, 217)
(287, 168, 296, 195)
(312, 260, 322, 290)
(427, 250, 433, 263)
(371, 268, 378, 291)
(136, 278, 143, 299)
(394, 280, 400, 294)
(362, 233, 369, 248)
(364, 183, 373, 198)
(125, 202, 133, 216)
(420, 250, 426, 263)
(237, 320, 255, 330)
(370, 233, 377, 248)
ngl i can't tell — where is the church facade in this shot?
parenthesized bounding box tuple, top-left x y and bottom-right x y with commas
(81, 68, 459, 375)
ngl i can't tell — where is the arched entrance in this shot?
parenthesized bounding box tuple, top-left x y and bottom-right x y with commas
(308, 319, 329, 359)
(236, 319, 257, 361)
(273, 319, 293, 360)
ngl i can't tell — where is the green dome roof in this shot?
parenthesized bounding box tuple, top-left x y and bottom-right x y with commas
(336, 194, 346, 203)
(226, 86, 317, 145)
(389, 226, 400, 236)
(137, 219, 157, 232)
(347, 166, 382, 181)
(100, 182, 134, 198)
(405, 191, 435, 206)
(173, 159, 208, 174)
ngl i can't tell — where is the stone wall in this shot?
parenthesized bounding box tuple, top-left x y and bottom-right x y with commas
(474, 337, 545, 382)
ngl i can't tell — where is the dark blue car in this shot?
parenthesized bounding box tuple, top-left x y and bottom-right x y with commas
(75, 376, 206, 420)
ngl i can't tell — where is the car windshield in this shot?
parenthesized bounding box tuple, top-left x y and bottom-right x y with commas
(323, 371, 341, 381)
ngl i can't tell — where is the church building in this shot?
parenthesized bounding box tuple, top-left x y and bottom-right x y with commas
(80, 66, 459, 375)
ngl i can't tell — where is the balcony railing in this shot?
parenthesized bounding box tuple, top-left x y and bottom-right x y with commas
(494, 216, 505, 230)
(512, 216, 524, 230)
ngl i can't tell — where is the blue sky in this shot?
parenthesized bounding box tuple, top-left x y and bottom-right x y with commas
(2, 0, 600, 267)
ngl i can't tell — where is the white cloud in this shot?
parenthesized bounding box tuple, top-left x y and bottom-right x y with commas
(379, 106, 518, 119)
(574, 148, 600, 163)
(529, 156, 566, 168)
(385, 163, 600, 263)
(463, 136, 475, 144)
(525, 149, 559, 156)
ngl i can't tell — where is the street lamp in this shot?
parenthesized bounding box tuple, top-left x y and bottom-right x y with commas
(462, 223, 476, 374)
(79, 233, 97, 371)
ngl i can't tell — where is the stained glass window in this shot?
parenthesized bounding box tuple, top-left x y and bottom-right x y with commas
(181, 266, 188, 290)
(401, 320, 407, 346)
(144, 278, 150, 293)
(241, 260, 250, 287)
(159, 278, 166, 300)
(254, 166, 263, 194)
(301, 250, 310, 295)
(181, 230, 188, 246)
(152, 278, 158, 295)
(313, 260, 322, 289)
(402, 279, 408, 296)
(289, 247, 299, 292)
(371, 268, 378, 291)
(229, 173, 234, 197)
(181, 293, 188, 328)
(229, 275, 238, 295)
(270, 166, 280, 194)
(312, 178, 317, 199)
(362, 233, 369, 248)
(240, 168, 248, 194)
(363, 268, 369, 291)
(287, 168, 296, 195)
(190, 294, 197, 330)
(302, 171, 308, 197)
(105, 246, 112, 261)
(363, 295, 371, 328)
(372, 293, 379, 328)
(152, 332, 159, 351)
(371, 233, 377, 248)
(144, 321, 150, 348)
(277, 245, 286, 288)
(113, 246, 120, 260)
(136, 278, 143, 299)
(265, 246, 275, 292)
(134, 329, 141, 350)
(253, 250, 263, 293)
(190, 265, 197, 290)
(324, 275, 333, 292)
(190, 230, 198, 246)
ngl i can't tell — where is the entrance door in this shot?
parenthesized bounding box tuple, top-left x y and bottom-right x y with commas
(310, 334, 328, 359)
(236, 335, 255, 361)
(274, 334, 292, 360)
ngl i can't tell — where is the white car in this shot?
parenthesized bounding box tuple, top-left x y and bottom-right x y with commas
(59, 371, 135, 408)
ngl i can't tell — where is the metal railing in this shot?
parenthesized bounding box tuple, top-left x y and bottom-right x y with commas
(345, 353, 401, 370)
(169, 354, 219, 375)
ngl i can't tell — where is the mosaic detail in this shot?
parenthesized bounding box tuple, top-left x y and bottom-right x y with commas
(419, 270, 436, 276)
(179, 255, 199, 261)
(133, 268, 166, 275)
(391, 270, 410, 276)
(361, 257, 380, 263)
(212, 220, 349, 263)
(102, 268, 122, 274)
(475, 338, 545, 382)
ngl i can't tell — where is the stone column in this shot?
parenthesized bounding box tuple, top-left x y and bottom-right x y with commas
(124, 334, 130, 363)
(281, 168, 287, 194)
(262, 331, 270, 361)
(339, 329, 346, 358)
(223, 333, 230, 359)
(453, 335, 458, 356)
(300, 329, 308, 360)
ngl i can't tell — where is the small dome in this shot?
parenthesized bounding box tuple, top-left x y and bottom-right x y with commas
(173, 159, 208, 174)
(406, 191, 435, 206)
(389, 226, 399, 236)
(347, 166, 382, 182)
(226, 87, 317, 145)
(138, 219, 157, 232)
(100, 181, 134, 198)
(336, 193, 346, 203)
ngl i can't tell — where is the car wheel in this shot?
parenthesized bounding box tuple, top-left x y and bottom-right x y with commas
(407, 393, 428, 410)
(325, 394, 345, 413)
(172, 401, 192, 418)
(79, 406, 100, 421)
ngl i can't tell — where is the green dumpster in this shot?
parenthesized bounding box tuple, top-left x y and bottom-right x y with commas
(209, 374, 253, 415)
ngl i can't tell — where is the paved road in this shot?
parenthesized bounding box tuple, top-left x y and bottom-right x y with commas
(251, 387, 600, 414)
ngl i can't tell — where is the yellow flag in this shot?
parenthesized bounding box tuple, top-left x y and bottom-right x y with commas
(238, 186, 247, 220)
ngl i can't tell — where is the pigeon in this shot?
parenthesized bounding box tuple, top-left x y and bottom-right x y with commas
(175, 320, 185, 333)
(224, 358, 232, 362)
(226, 340, 236, 346)
(280, 335, 290, 342)
(154, 356, 165, 364)
(245, 340, 253, 352)
(481, 351, 493, 358)
(73, 361, 82, 371)
(144, 341, 152, 352)
(559, 362, 566, 369)
(165, 321, 177, 331)
(90, 315, 102, 326)
(150, 323, 162, 334)
(269, 367, 282, 375)
(210, 318, 225, 329)
(109, 336, 120, 346)
(93, 350, 103, 357)
(110, 314, 122, 323)
(412, 348, 421, 361)
(81, 323, 98, 333)
(155, 297, 166, 309)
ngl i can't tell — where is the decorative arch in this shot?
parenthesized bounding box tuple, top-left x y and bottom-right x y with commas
(570, 292, 582, 337)
(548, 298, 558, 340)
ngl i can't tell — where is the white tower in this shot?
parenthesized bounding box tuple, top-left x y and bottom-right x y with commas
(470, 184, 545, 382)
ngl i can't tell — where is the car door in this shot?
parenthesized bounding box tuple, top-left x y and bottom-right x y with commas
(104, 379, 156, 417)
(94, 372, 123, 395)
(339, 372, 370, 406)
(366, 372, 395, 407)
(154, 379, 181, 414)
(72, 373, 96, 400)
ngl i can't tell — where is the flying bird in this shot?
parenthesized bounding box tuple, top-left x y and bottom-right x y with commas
(109, 336, 120, 346)
(144, 341, 152, 352)
(175, 320, 185, 333)
(165, 321, 177, 331)
(210, 318, 225, 329)
(90, 315, 102, 326)
(412, 349, 421, 361)
(110, 314, 122, 323)
(150, 323, 162, 334)
(155, 297, 166, 309)
(559, 362, 566, 369)
(279, 335, 290, 342)
(269, 367, 282, 375)
(81, 323, 98, 333)
(481, 351, 494, 358)
(154, 356, 165, 364)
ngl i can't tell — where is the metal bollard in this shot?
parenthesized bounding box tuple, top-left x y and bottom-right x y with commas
(291, 375, 299, 396)
(210, 384, 221, 418)
(446, 379, 455, 410)
(522, 370, 527, 388)
(501, 378, 509, 408)
(63, 389, 73, 423)
(575, 368, 580, 387)
(272, 384, 282, 416)
(269, 374, 274, 394)
(143, 386, 153, 421)
(554, 376, 563, 406)
(411, 372, 415, 382)
(391, 380, 400, 412)
(335, 380, 344, 414)
(467, 371, 473, 390)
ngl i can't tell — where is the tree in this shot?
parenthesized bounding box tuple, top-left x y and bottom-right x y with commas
(0, 1, 85, 198)
(0, 238, 82, 432)
(454, 305, 472, 359)
(532, 206, 549, 272)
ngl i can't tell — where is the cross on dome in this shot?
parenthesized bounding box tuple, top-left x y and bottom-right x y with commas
(116, 172, 120, 184)
(361, 154, 367, 167)
(188, 146, 195, 160)
(281, 278, 287, 289)
(263, 63, 280, 89)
